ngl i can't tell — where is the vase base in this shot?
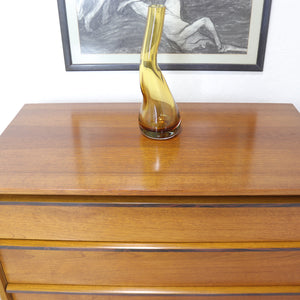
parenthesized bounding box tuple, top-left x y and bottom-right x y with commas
(139, 122, 181, 140)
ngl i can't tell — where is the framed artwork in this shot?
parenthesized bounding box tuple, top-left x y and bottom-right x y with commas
(57, 0, 272, 71)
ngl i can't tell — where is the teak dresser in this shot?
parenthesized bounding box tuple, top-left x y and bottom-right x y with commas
(0, 103, 300, 300)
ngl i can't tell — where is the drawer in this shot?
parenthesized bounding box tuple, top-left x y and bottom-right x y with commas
(1, 197, 300, 242)
(1, 244, 300, 286)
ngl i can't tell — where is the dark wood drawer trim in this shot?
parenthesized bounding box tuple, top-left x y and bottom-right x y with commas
(1, 195, 300, 207)
(6, 284, 300, 296)
(10, 293, 300, 300)
(1, 240, 300, 252)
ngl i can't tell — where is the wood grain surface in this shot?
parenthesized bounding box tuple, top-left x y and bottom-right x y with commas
(1, 248, 300, 286)
(0, 103, 299, 196)
(1, 203, 300, 242)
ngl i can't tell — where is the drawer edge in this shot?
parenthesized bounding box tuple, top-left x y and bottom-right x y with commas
(0, 262, 12, 300)
(7, 284, 300, 296)
(1, 195, 300, 207)
(1, 240, 300, 252)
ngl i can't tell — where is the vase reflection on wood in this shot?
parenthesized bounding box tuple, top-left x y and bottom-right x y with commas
(139, 5, 181, 140)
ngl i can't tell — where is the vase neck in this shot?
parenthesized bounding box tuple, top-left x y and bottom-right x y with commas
(141, 5, 165, 64)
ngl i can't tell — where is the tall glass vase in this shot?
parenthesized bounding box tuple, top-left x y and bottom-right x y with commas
(139, 5, 181, 140)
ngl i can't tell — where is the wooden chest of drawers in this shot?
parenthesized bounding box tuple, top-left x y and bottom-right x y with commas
(0, 103, 300, 299)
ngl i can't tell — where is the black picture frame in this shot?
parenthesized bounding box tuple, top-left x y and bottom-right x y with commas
(57, 0, 272, 71)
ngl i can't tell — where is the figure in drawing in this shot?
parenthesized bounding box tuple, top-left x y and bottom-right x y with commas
(76, 0, 249, 54)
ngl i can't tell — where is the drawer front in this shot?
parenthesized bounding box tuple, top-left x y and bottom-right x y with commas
(1, 204, 300, 242)
(10, 294, 300, 300)
(1, 248, 300, 286)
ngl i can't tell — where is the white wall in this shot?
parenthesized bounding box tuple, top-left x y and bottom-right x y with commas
(1, 1, 299, 134)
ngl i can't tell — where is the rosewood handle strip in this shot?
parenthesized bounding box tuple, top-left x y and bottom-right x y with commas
(6, 284, 300, 296)
(1, 195, 300, 206)
(1, 239, 300, 252)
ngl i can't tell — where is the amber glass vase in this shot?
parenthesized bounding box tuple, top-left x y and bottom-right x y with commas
(139, 5, 181, 140)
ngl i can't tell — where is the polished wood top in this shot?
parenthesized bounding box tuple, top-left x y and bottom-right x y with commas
(0, 103, 299, 196)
